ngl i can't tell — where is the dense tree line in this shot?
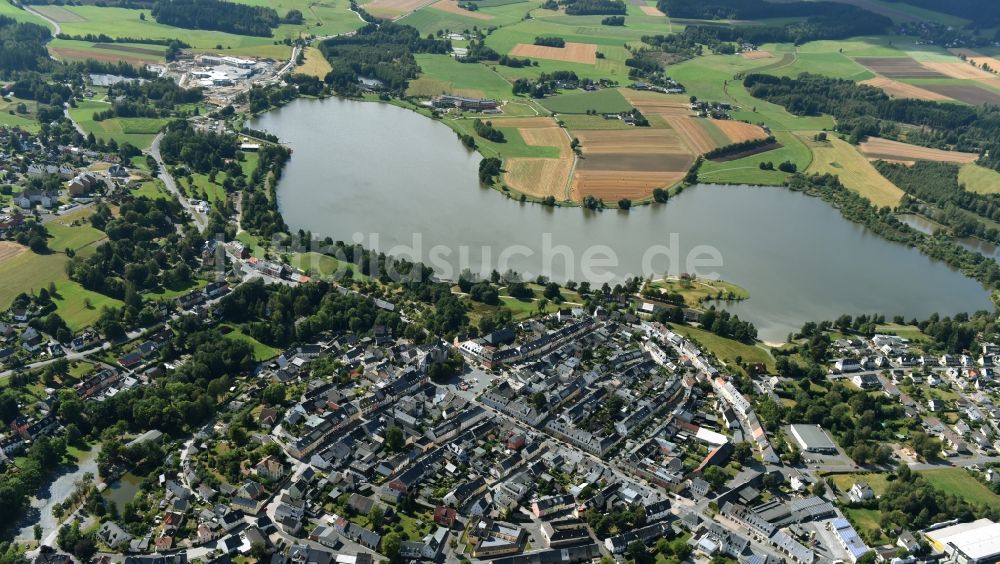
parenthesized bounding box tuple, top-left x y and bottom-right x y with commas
(0, 436, 69, 534)
(0, 16, 51, 75)
(561, 0, 625, 15)
(241, 143, 292, 237)
(883, 0, 1000, 29)
(152, 0, 280, 37)
(158, 121, 238, 173)
(786, 172, 1000, 291)
(218, 279, 401, 346)
(876, 160, 1000, 245)
(69, 198, 196, 299)
(534, 36, 565, 47)
(744, 73, 1000, 170)
(657, 0, 878, 21)
(10, 72, 73, 105)
(601, 15, 624, 26)
(105, 76, 203, 110)
(675, 10, 890, 48)
(704, 135, 776, 160)
(877, 465, 1000, 527)
(478, 157, 501, 184)
(472, 119, 504, 142)
(319, 23, 450, 95)
(511, 70, 579, 98)
(55, 33, 190, 48)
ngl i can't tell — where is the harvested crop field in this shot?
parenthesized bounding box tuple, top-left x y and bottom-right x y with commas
(741, 50, 773, 60)
(919, 83, 1000, 105)
(362, 0, 434, 17)
(860, 75, 951, 101)
(859, 137, 980, 164)
(854, 57, 945, 79)
(571, 171, 685, 201)
(949, 49, 1000, 76)
(574, 128, 686, 153)
(639, 5, 665, 16)
(510, 42, 598, 64)
(93, 43, 163, 56)
(32, 5, 87, 22)
(431, 0, 494, 19)
(49, 46, 150, 66)
(712, 119, 769, 143)
(620, 89, 691, 116)
(664, 116, 718, 154)
(504, 158, 573, 198)
(921, 61, 999, 82)
(489, 117, 559, 128)
(0, 241, 27, 263)
(519, 127, 571, 157)
(806, 136, 904, 208)
(577, 152, 692, 171)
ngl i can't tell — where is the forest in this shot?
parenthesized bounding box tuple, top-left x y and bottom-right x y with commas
(884, 0, 1000, 28)
(319, 23, 450, 95)
(657, 0, 880, 20)
(744, 73, 1000, 170)
(876, 160, 1000, 245)
(0, 16, 52, 74)
(560, 0, 626, 15)
(151, 0, 280, 37)
(158, 121, 239, 173)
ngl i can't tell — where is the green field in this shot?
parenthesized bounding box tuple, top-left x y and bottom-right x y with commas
(540, 87, 632, 114)
(408, 54, 514, 101)
(671, 323, 775, 370)
(223, 325, 280, 361)
(648, 276, 749, 307)
(69, 100, 169, 149)
(919, 468, 1000, 510)
(698, 130, 813, 185)
(960, 163, 1000, 195)
(48, 38, 167, 65)
(444, 117, 561, 158)
(827, 472, 892, 496)
(803, 134, 904, 208)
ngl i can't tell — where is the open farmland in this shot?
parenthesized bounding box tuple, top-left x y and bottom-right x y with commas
(540, 88, 633, 114)
(430, 0, 494, 19)
(741, 50, 773, 60)
(296, 47, 333, 79)
(858, 137, 980, 164)
(620, 89, 691, 116)
(712, 119, 769, 144)
(860, 75, 951, 101)
(854, 57, 945, 78)
(509, 42, 598, 64)
(503, 158, 574, 199)
(949, 49, 1000, 75)
(31, 4, 87, 22)
(570, 128, 693, 200)
(921, 61, 1000, 82)
(362, 0, 436, 18)
(0, 241, 27, 264)
(918, 84, 1000, 106)
(663, 116, 719, 154)
(804, 135, 905, 208)
(959, 164, 1000, 195)
(638, 5, 664, 16)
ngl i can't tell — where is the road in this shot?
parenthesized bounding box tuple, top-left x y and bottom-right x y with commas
(17, 446, 101, 546)
(150, 133, 208, 233)
(24, 5, 61, 34)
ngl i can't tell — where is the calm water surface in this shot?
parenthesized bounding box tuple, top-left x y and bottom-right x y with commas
(251, 97, 992, 342)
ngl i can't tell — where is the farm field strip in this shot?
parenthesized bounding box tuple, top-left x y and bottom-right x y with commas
(573, 128, 686, 153)
(571, 170, 685, 201)
(741, 50, 773, 60)
(860, 75, 952, 101)
(503, 157, 573, 199)
(430, 0, 495, 20)
(804, 135, 905, 208)
(638, 5, 664, 16)
(663, 115, 718, 154)
(949, 49, 1000, 75)
(712, 119, 769, 143)
(918, 83, 1000, 106)
(854, 56, 946, 79)
(509, 42, 598, 64)
(362, 0, 437, 18)
(858, 137, 980, 164)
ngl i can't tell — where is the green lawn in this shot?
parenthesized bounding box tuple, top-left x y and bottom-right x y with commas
(844, 507, 887, 544)
(648, 276, 748, 307)
(698, 130, 813, 185)
(920, 468, 1000, 510)
(960, 163, 1000, 195)
(0, 251, 71, 311)
(131, 180, 174, 201)
(671, 323, 775, 371)
(827, 472, 892, 496)
(46, 221, 106, 254)
(540, 87, 633, 114)
(223, 325, 280, 361)
(51, 280, 124, 332)
(289, 251, 368, 281)
(408, 54, 515, 101)
(69, 100, 169, 149)
(443, 117, 561, 159)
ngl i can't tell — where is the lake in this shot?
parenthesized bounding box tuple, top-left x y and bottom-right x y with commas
(250, 97, 992, 342)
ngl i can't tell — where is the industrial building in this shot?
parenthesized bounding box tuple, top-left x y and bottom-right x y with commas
(789, 424, 838, 454)
(925, 519, 1000, 564)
